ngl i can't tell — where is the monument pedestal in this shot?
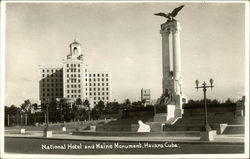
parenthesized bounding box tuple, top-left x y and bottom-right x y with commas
(200, 130, 216, 141)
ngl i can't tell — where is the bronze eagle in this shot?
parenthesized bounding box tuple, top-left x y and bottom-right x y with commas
(154, 5, 184, 21)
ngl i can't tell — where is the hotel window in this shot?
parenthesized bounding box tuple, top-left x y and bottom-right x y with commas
(93, 83, 96, 86)
(47, 84, 49, 87)
(98, 79, 100, 82)
(42, 74, 45, 77)
(102, 88, 104, 91)
(47, 79, 49, 82)
(89, 79, 91, 82)
(106, 92, 109, 95)
(106, 74, 108, 77)
(106, 78, 108, 81)
(106, 83, 109, 86)
(106, 97, 109, 100)
(78, 90, 81, 93)
(94, 97, 96, 100)
(90, 93, 92, 95)
(98, 88, 100, 91)
(67, 90, 69, 93)
(97, 74, 100, 77)
(78, 64, 80, 67)
(67, 69, 69, 72)
(79, 84, 81, 88)
(71, 90, 73, 93)
(79, 95, 81, 98)
(106, 88, 109, 91)
(47, 88, 49, 91)
(102, 97, 104, 100)
(67, 85, 69, 88)
(85, 69, 87, 72)
(42, 69, 45, 73)
(67, 64, 69, 67)
(98, 92, 100, 95)
(89, 83, 92, 86)
(102, 92, 104, 95)
(102, 83, 104, 86)
(89, 74, 91, 77)
(78, 69, 80, 72)
(93, 74, 95, 77)
(89, 88, 92, 91)
(94, 93, 96, 95)
(98, 83, 100, 86)
(93, 79, 96, 82)
(85, 83, 88, 86)
(98, 97, 100, 100)
(102, 78, 104, 81)
(67, 95, 70, 98)
(47, 70, 49, 73)
(94, 88, 96, 91)
(85, 79, 87, 81)
(78, 74, 80, 77)
(86, 93, 87, 96)
(78, 79, 80, 82)
(102, 74, 104, 77)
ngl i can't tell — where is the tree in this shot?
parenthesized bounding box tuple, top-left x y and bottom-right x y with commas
(83, 99, 90, 121)
(73, 98, 83, 121)
(20, 100, 31, 125)
(93, 100, 105, 119)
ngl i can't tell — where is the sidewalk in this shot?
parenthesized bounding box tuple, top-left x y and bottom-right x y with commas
(5, 130, 245, 144)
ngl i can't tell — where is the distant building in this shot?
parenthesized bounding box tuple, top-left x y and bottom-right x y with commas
(39, 40, 112, 105)
(141, 88, 151, 105)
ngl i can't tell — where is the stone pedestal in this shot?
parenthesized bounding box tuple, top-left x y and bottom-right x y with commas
(62, 127, 66, 131)
(20, 129, 25, 134)
(200, 130, 216, 141)
(43, 131, 53, 137)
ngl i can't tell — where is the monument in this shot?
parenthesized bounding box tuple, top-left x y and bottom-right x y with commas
(153, 5, 187, 125)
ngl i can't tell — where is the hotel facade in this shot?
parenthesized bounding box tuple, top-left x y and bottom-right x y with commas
(39, 40, 112, 105)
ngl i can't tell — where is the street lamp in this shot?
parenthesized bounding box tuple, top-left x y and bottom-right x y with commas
(195, 78, 214, 132)
(44, 98, 50, 132)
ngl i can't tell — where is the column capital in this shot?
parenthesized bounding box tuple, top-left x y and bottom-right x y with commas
(160, 20, 182, 33)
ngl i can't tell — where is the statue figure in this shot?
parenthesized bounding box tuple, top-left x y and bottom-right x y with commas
(159, 88, 175, 105)
(154, 5, 184, 22)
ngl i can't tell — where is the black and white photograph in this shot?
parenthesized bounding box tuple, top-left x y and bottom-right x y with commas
(0, 0, 249, 158)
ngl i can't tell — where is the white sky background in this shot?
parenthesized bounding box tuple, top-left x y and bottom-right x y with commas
(4, 2, 245, 106)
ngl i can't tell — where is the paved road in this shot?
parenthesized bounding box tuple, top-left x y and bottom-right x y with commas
(4, 136, 244, 155)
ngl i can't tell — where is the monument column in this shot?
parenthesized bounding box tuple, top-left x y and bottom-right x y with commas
(161, 27, 171, 93)
(172, 21, 182, 94)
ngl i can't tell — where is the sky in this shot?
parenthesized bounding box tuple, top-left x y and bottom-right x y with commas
(3, 2, 246, 106)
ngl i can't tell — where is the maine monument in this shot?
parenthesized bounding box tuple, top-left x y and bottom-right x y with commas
(154, 5, 187, 125)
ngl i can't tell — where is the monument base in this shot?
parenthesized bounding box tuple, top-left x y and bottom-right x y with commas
(43, 131, 53, 137)
(200, 130, 216, 141)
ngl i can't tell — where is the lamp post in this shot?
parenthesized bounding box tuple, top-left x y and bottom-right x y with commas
(44, 98, 50, 132)
(195, 78, 214, 132)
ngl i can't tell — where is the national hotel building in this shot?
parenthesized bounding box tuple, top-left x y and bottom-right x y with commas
(39, 40, 112, 105)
